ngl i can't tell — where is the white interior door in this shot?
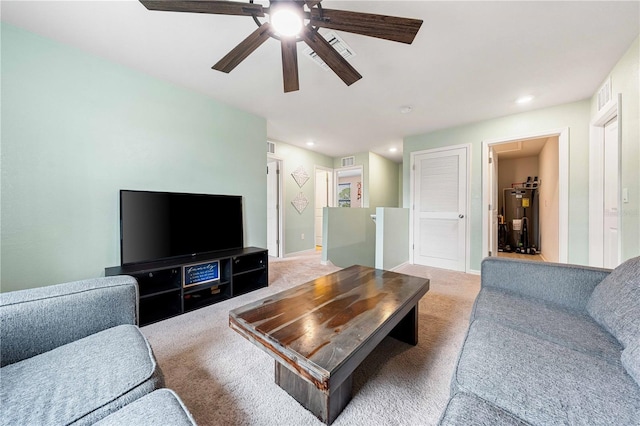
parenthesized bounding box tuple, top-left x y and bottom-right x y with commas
(488, 147, 499, 257)
(603, 117, 619, 268)
(267, 160, 280, 257)
(413, 147, 468, 271)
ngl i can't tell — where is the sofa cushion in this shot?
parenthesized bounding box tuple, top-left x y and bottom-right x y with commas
(0, 276, 138, 366)
(622, 339, 640, 387)
(452, 319, 640, 425)
(587, 256, 640, 348)
(0, 324, 163, 426)
(472, 287, 622, 362)
(95, 389, 196, 426)
(438, 392, 531, 426)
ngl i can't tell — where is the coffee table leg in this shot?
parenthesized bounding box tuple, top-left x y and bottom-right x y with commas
(389, 304, 419, 345)
(274, 361, 352, 425)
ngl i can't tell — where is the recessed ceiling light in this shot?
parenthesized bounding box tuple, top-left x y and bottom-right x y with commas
(306, 141, 315, 146)
(516, 95, 534, 104)
(389, 147, 398, 153)
(399, 106, 413, 114)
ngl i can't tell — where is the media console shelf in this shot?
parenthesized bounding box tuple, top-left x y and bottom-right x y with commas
(105, 247, 268, 326)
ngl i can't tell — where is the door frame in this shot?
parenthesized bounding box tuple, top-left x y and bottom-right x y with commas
(589, 94, 621, 267)
(267, 155, 284, 258)
(409, 143, 471, 272)
(481, 128, 569, 263)
(314, 165, 334, 247)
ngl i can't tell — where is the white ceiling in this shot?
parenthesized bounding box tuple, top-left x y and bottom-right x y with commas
(2, 1, 638, 162)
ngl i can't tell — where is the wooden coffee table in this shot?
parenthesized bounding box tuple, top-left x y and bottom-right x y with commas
(228, 265, 429, 424)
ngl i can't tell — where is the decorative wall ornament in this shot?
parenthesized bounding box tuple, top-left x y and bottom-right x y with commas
(291, 165, 310, 188)
(291, 192, 309, 214)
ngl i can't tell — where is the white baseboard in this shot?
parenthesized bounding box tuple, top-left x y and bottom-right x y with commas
(389, 261, 410, 272)
(284, 249, 318, 258)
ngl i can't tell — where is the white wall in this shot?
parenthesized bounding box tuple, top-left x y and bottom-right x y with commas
(538, 137, 560, 262)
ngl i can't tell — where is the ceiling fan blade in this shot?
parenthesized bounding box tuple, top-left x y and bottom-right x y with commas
(140, 0, 265, 17)
(309, 8, 422, 44)
(213, 24, 272, 73)
(281, 39, 300, 93)
(301, 28, 361, 86)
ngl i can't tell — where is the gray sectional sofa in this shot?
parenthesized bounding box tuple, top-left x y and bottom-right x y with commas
(439, 256, 640, 425)
(0, 276, 196, 425)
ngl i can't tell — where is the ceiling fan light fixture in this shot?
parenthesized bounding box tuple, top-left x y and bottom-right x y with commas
(270, 5, 303, 37)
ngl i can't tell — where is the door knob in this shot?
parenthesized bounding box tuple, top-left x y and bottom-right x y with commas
(459, 214, 464, 219)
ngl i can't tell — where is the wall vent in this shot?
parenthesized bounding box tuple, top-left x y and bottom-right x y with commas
(341, 156, 355, 167)
(267, 141, 276, 154)
(597, 77, 612, 111)
(303, 31, 356, 71)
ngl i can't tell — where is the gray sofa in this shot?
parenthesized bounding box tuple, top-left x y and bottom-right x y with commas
(439, 256, 640, 425)
(0, 276, 196, 425)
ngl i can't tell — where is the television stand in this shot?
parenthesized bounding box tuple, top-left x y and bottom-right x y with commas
(105, 247, 267, 326)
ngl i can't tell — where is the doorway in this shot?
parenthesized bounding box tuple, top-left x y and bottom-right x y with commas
(410, 145, 469, 272)
(589, 95, 621, 268)
(494, 137, 558, 262)
(482, 128, 569, 264)
(335, 167, 363, 208)
(603, 117, 620, 268)
(314, 166, 333, 250)
(267, 157, 283, 257)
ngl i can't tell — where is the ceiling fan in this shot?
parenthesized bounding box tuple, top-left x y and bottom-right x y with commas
(139, 0, 423, 92)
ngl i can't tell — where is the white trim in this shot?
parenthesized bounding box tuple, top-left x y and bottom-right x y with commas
(409, 153, 415, 265)
(389, 261, 410, 272)
(588, 95, 621, 267)
(267, 155, 285, 258)
(314, 165, 334, 249)
(464, 144, 472, 273)
(482, 128, 569, 264)
(409, 143, 471, 272)
(558, 129, 569, 263)
(467, 268, 481, 276)
(284, 249, 318, 258)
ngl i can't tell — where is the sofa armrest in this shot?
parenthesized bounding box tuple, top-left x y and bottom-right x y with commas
(481, 257, 610, 311)
(1, 275, 138, 366)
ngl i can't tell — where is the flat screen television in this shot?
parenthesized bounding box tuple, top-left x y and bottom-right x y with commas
(120, 190, 244, 266)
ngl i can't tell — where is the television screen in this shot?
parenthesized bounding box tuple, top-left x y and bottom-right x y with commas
(120, 190, 243, 266)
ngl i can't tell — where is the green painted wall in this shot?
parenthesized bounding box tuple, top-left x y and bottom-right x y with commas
(375, 208, 409, 270)
(590, 36, 640, 262)
(1, 24, 267, 292)
(323, 207, 376, 268)
(272, 141, 333, 254)
(404, 100, 592, 270)
(368, 152, 400, 208)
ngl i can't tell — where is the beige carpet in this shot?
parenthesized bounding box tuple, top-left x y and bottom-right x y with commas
(142, 253, 480, 425)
